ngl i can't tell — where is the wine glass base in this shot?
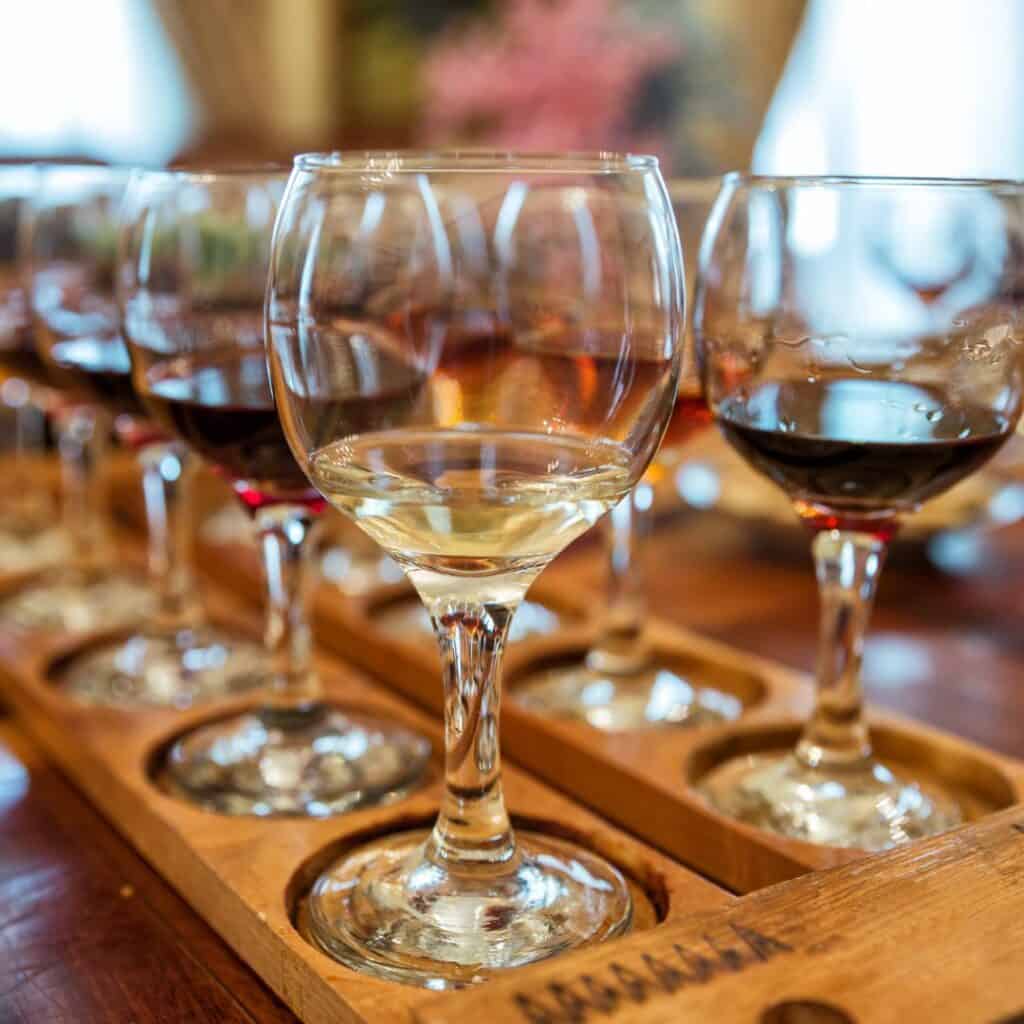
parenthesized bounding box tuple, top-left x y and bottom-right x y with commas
(0, 571, 154, 634)
(698, 751, 963, 851)
(165, 704, 432, 817)
(514, 661, 742, 730)
(62, 627, 269, 709)
(306, 828, 633, 989)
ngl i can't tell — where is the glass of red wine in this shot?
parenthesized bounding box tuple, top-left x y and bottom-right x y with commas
(514, 177, 741, 729)
(0, 163, 67, 576)
(695, 174, 1024, 850)
(40, 166, 268, 707)
(120, 167, 431, 815)
(266, 152, 684, 987)
(0, 164, 157, 633)
(0, 163, 263, 706)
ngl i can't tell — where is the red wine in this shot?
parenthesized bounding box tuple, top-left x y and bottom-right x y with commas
(141, 351, 320, 510)
(662, 384, 711, 449)
(33, 265, 147, 417)
(716, 378, 1014, 526)
(47, 336, 147, 418)
(0, 271, 48, 385)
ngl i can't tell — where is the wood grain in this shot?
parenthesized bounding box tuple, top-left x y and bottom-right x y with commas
(105, 463, 1024, 893)
(415, 806, 1024, 1024)
(0, 543, 728, 1024)
(0, 719, 296, 1024)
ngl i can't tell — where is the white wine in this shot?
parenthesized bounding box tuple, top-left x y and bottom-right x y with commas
(308, 428, 633, 582)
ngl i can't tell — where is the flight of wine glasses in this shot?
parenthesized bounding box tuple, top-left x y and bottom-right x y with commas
(0, 164, 66, 576)
(119, 167, 431, 815)
(694, 174, 1024, 850)
(514, 177, 744, 729)
(0, 163, 267, 708)
(266, 152, 684, 987)
(0, 164, 156, 634)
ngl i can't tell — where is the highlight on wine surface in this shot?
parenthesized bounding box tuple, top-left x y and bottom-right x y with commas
(266, 151, 685, 988)
(694, 173, 1024, 850)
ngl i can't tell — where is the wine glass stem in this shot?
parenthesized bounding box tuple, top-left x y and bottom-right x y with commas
(139, 443, 198, 633)
(254, 504, 321, 708)
(797, 528, 887, 770)
(58, 404, 110, 574)
(4, 378, 49, 517)
(426, 597, 518, 869)
(586, 486, 652, 676)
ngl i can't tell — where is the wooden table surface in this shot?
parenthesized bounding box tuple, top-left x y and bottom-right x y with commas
(3, 502, 1024, 1023)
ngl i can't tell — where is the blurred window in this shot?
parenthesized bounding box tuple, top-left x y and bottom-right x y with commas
(0, 0, 194, 163)
(755, 0, 1024, 177)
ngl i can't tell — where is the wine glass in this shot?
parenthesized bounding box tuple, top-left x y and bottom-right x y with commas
(695, 174, 1024, 850)
(121, 167, 431, 815)
(0, 163, 67, 576)
(0, 164, 154, 633)
(514, 177, 742, 729)
(44, 167, 269, 708)
(266, 152, 684, 987)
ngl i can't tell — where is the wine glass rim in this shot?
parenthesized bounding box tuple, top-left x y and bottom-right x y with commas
(723, 171, 1024, 191)
(130, 163, 291, 184)
(292, 150, 660, 173)
(32, 161, 131, 177)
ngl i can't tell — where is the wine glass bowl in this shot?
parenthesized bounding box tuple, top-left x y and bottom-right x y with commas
(512, 176, 738, 731)
(695, 174, 1024, 850)
(266, 152, 684, 987)
(121, 167, 431, 814)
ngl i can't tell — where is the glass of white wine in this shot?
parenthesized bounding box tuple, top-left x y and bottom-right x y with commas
(266, 152, 685, 987)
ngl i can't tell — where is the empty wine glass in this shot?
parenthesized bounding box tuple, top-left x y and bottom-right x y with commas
(266, 152, 684, 987)
(695, 174, 1024, 850)
(121, 167, 431, 814)
(514, 177, 742, 729)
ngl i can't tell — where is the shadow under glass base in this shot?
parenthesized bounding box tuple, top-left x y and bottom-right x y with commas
(165, 704, 432, 817)
(698, 750, 963, 851)
(307, 828, 633, 989)
(0, 570, 154, 634)
(62, 626, 269, 709)
(514, 661, 743, 731)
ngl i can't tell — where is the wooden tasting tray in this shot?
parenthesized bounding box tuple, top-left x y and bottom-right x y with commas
(157, 470, 1024, 895)
(0, 461, 1013, 1022)
(0, 538, 730, 1024)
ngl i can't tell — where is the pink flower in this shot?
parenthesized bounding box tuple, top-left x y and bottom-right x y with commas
(421, 0, 680, 155)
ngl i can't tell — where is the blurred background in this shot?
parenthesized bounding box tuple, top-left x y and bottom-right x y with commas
(10, 0, 1024, 177)
(1, 0, 804, 172)
(8, 0, 1024, 568)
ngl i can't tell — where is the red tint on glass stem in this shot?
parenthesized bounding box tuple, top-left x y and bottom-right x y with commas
(233, 482, 326, 516)
(794, 501, 902, 544)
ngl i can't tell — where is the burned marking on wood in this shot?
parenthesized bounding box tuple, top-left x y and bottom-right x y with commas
(510, 924, 796, 1023)
(1010, 823, 1024, 835)
(760, 1000, 855, 1024)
